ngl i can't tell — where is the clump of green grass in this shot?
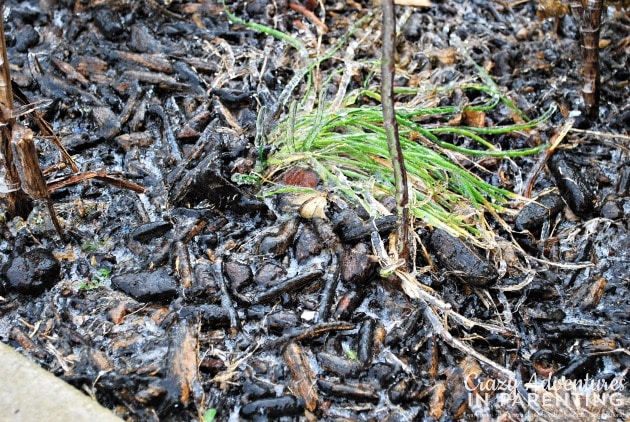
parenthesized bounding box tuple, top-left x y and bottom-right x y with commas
(263, 79, 554, 246)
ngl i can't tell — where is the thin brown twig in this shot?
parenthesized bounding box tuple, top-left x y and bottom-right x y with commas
(522, 118, 574, 198)
(289, 2, 328, 34)
(47, 171, 146, 194)
(11, 84, 78, 173)
(262, 321, 355, 351)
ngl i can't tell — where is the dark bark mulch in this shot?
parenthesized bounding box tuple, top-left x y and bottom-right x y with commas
(0, 1, 628, 420)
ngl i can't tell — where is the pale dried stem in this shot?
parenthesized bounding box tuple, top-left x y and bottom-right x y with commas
(418, 299, 518, 381)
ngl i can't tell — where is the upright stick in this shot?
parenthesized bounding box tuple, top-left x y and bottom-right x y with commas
(0, 6, 31, 217)
(570, 0, 603, 119)
(581, 0, 603, 118)
(381, 0, 410, 262)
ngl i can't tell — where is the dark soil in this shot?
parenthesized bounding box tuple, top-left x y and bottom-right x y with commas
(0, 1, 628, 421)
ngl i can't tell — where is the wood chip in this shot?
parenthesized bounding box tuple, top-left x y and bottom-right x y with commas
(284, 342, 319, 412)
(165, 321, 199, 406)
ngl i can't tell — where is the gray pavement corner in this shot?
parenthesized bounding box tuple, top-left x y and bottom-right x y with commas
(0, 342, 122, 422)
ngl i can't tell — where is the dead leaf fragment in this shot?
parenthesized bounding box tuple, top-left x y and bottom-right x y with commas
(462, 109, 486, 128)
(299, 195, 327, 219)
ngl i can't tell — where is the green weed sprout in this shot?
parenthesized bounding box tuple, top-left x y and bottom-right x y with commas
(78, 267, 111, 291)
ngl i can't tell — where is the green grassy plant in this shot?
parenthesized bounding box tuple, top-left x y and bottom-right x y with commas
(263, 82, 554, 247)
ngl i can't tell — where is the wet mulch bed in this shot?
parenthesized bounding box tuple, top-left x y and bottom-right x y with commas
(1, 1, 629, 420)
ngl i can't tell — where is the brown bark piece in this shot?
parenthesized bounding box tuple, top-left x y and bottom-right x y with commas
(11, 125, 63, 234)
(165, 321, 200, 407)
(51, 57, 90, 86)
(284, 342, 318, 412)
(111, 51, 174, 74)
(428, 381, 447, 419)
(11, 126, 49, 200)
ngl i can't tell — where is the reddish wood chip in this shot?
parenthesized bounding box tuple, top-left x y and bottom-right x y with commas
(281, 167, 320, 188)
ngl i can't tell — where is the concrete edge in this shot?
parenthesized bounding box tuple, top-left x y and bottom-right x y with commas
(0, 342, 122, 422)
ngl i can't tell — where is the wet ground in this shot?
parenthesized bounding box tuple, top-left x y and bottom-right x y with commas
(0, 0, 629, 421)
